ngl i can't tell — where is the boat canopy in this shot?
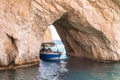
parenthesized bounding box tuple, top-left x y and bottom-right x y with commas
(41, 42, 55, 47)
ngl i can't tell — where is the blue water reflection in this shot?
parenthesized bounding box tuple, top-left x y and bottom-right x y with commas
(36, 60, 68, 80)
(1, 58, 120, 80)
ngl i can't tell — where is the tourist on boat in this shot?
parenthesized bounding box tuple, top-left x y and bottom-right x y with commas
(40, 45, 46, 53)
(46, 48, 52, 53)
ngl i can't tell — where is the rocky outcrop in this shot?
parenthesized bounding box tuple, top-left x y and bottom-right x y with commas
(43, 27, 53, 42)
(0, 0, 120, 67)
(53, 0, 120, 62)
(0, 0, 41, 66)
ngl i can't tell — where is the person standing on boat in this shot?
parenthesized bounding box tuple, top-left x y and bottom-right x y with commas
(40, 45, 46, 53)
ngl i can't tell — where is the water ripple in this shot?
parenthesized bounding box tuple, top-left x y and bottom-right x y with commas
(1, 58, 120, 80)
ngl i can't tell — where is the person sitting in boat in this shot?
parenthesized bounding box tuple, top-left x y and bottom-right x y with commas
(40, 45, 46, 53)
(46, 48, 52, 53)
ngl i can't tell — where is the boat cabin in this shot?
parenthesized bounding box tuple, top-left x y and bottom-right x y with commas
(40, 42, 61, 60)
(40, 42, 58, 53)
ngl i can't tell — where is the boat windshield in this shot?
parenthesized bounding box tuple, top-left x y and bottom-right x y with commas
(41, 42, 57, 52)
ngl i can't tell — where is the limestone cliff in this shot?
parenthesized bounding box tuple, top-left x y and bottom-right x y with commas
(43, 27, 53, 42)
(0, 0, 120, 67)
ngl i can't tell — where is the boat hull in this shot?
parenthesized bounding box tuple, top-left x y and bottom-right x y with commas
(40, 53, 61, 61)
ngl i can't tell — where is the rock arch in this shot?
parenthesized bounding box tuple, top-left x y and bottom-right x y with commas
(0, 0, 120, 67)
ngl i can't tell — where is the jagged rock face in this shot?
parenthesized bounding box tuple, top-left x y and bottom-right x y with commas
(53, 0, 120, 62)
(0, 0, 42, 66)
(0, 0, 120, 66)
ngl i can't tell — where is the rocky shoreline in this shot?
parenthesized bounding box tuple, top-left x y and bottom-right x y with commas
(0, 61, 39, 70)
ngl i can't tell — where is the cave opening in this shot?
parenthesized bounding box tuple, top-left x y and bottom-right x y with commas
(52, 12, 115, 62)
(43, 25, 67, 59)
(52, 14, 80, 58)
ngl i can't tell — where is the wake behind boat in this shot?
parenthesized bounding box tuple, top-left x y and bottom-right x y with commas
(40, 42, 61, 61)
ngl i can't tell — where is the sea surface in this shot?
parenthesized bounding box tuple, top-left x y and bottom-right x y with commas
(0, 40, 120, 80)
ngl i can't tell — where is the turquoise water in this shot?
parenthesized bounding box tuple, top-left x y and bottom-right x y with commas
(0, 40, 120, 80)
(1, 58, 120, 80)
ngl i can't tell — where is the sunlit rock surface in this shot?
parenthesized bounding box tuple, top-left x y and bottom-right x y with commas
(43, 27, 53, 42)
(0, 0, 120, 67)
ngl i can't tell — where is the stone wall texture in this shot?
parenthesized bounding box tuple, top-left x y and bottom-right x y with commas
(43, 27, 53, 42)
